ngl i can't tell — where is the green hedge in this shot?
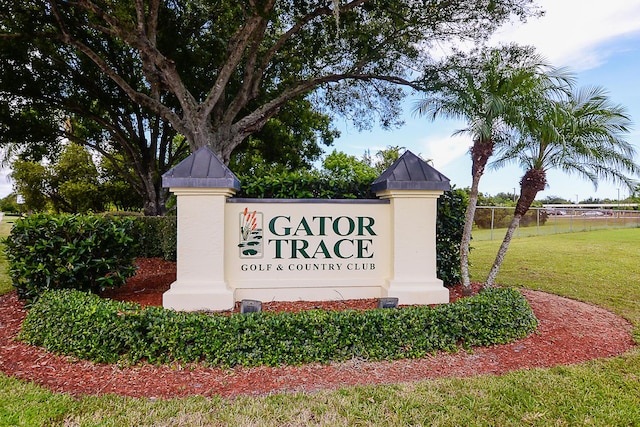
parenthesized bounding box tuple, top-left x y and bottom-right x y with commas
(436, 188, 466, 286)
(129, 216, 177, 261)
(236, 170, 376, 199)
(3, 214, 137, 304)
(20, 287, 538, 367)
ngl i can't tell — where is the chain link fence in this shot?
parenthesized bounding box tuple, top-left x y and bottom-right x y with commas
(473, 206, 640, 241)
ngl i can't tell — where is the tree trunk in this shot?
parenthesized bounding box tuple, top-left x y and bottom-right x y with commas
(485, 168, 546, 288)
(139, 169, 169, 216)
(459, 169, 482, 295)
(484, 213, 522, 287)
(460, 140, 494, 295)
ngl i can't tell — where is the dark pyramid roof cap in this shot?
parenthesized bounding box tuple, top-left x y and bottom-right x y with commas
(371, 150, 450, 192)
(162, 146, 240, 189)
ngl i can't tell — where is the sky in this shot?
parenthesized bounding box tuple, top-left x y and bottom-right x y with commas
(2, 1, 640, 202)
(331, 0, 640, 203)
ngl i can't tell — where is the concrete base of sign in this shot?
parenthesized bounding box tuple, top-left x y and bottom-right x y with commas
(384, 280, 450, 305)
(163, 282, 235, 311)
(234, 285, 383, 303)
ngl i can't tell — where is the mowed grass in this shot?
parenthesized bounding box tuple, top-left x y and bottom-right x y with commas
(0, 215, 15, 294)
(1, 218, 640, 426)
(470, 228, 640, 330)
(472, 213, 640, 241)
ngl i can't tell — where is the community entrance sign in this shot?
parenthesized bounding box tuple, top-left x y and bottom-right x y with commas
(162, 147, 451, 311)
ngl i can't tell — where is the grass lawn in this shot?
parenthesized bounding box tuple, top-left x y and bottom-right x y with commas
(1, 218, 639, 426)
(0, 215, 15, 295)
(472, 213, 640, 241)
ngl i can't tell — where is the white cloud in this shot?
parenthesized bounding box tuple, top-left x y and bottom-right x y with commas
(491, 1, 640, 70)
(419, 133, 471, 169)
(0, 169, 13, 199)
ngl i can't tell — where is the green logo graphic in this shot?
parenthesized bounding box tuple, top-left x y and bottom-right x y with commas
(239, 208, 263, 258)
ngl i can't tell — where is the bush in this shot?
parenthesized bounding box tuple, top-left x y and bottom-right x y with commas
(3, 214, 137, 304)
(237, 170, 376, 199)
(20, 287, 538, 367)
(129, 216, 177, 261)
(437, 188, 467, 286)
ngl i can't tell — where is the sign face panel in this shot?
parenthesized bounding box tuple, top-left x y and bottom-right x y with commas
(225, 201, 391, 289)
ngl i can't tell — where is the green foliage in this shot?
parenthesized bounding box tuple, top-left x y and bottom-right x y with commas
(321, 150, 380, 183)
(540, 194, 572, 204)
(99, 154, 146, 212)
(437, 188, 467, 286)
(229, 98, 340, 175)
(237, 169, 376, 200)
(129, 215, 177, 261)
(9, 159, 50, 212)
(0, 193, 21, 214)
(3, 214, 137, 304)
(52, 143, 104, 213)
(20, 287, 537, 367)
(477, 191, 517, 207)
(10, 143, 105, 213)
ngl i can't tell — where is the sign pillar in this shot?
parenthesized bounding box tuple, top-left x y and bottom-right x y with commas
(376, 189, 449, 304)
(371, 150, 451, 305)
(163, 187, 236, 311)
(161, 147, 241, 311)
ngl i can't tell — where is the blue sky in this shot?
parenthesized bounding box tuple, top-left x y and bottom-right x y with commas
(331, 0, 640, 203)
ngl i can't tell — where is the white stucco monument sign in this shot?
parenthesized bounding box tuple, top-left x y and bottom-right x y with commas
(162, 147, 451, 311)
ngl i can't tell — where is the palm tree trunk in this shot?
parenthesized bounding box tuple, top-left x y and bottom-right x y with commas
(460, 140, 494, 295)
(485, 168, 546, 288)
(485, 213, 522, 287)
(459, 169, 482, 295)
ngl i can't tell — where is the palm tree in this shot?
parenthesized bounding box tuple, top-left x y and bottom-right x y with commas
(414, 44, 571, 295)
(485, 86, 640, 287)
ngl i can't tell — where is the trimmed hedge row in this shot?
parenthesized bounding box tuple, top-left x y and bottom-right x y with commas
(130, 215, 177, 262)
(20, 287, 538, 367)
(236, 171, 376, 199)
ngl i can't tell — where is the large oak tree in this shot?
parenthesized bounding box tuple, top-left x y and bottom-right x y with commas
(1, 0, 539, 166)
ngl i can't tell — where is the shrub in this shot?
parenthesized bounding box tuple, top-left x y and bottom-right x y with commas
(3, 214, 137, 304)
(237, 170, 375, 199)
(436, 188, 467, 286)
(129, 216, 177, 261)
(20, 287, 538, 367)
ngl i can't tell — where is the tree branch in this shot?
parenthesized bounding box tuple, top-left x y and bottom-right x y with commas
(233, 72, 420, 139)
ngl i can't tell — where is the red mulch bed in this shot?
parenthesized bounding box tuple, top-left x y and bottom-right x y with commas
(0, 258, 635, 399)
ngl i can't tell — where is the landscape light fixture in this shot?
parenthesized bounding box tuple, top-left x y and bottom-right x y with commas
(240, 299, 262, 314)
(377, 297, 399, 309)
